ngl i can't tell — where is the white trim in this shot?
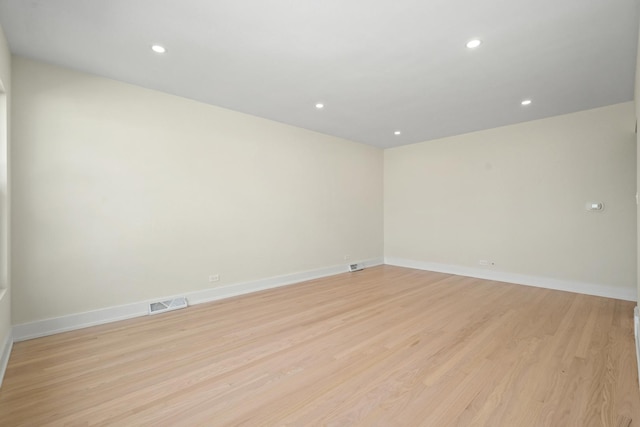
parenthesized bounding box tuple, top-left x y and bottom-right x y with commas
(384, 257, 637, 302)
(12, 300, 147, 342)
(184, 258, 382, 306)
(635, 306, 640, 390)
(0, 329, 12, 388)
(12, 257, 384, 342)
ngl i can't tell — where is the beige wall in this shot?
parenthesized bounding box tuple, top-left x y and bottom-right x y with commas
(385, 103, 637, 293)
(11, 57, 383, 324)
(636, 18, 640, 305)
(0, 26, 10, 352)
(9, 55, 638, 325)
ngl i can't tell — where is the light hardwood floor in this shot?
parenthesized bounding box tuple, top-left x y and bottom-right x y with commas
(1, 265, 639, 426)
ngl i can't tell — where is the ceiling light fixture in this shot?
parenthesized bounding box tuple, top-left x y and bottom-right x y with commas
(151, 44, 166, 54)
(521, 99, 532, 106)
(315, 103, 324, 109)
(394, 131, 401, 135)
(466, 39, 482, 49)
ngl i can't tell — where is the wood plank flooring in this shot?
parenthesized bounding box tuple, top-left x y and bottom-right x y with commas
(0, 265, 638, 426)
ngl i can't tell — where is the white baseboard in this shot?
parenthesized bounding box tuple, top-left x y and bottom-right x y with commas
(384, 257, 637, 302)
(635, 306, 640, 390)
(184, 257, 383, 306)
(12, 300, 151, 342)
(0, 329, 12, 388)
(13, 257, 384, 342)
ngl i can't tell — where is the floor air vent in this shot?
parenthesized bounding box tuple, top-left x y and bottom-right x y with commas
(149, 297, 188, 315)
(349, 263, 364, 272)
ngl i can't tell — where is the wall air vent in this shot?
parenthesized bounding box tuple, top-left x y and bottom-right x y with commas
(349, 263, 364, 272)
(148, 297, 188, 315)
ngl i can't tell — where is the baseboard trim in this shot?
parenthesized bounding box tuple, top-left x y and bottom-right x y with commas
(184, 257, 383, 306)
(13, 257, 384, 342)
(635, 306, 640, 390)
(0, 329, 12, 388)
(384, 257, 637, 302)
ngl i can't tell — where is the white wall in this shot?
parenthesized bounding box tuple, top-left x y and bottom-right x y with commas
(9, 54, 638, 333)
(385, 103, 637, 298)
(634, 19, 640, 389)
(0, 24, 11, 385)
(636, 16, 640, 305)
(11, 57, 383, 325)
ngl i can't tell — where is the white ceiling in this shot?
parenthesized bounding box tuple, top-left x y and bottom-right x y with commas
(0, 0, 638, 148)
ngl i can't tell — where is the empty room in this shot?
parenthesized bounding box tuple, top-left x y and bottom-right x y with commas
(0, 0, 640, 425)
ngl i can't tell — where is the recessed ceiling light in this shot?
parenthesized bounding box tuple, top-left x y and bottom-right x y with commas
(394, 131, 401, 135)
(315, 103, 324, 109)
(521, 99, 532, 106)
(151, 44, 166, 54)
(466, 39, 482, 49)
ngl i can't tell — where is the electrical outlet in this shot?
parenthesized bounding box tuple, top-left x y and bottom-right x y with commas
(209, 274, 220, 283)
(478, 260, 495, 266)
(344, 254, 350, 261)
